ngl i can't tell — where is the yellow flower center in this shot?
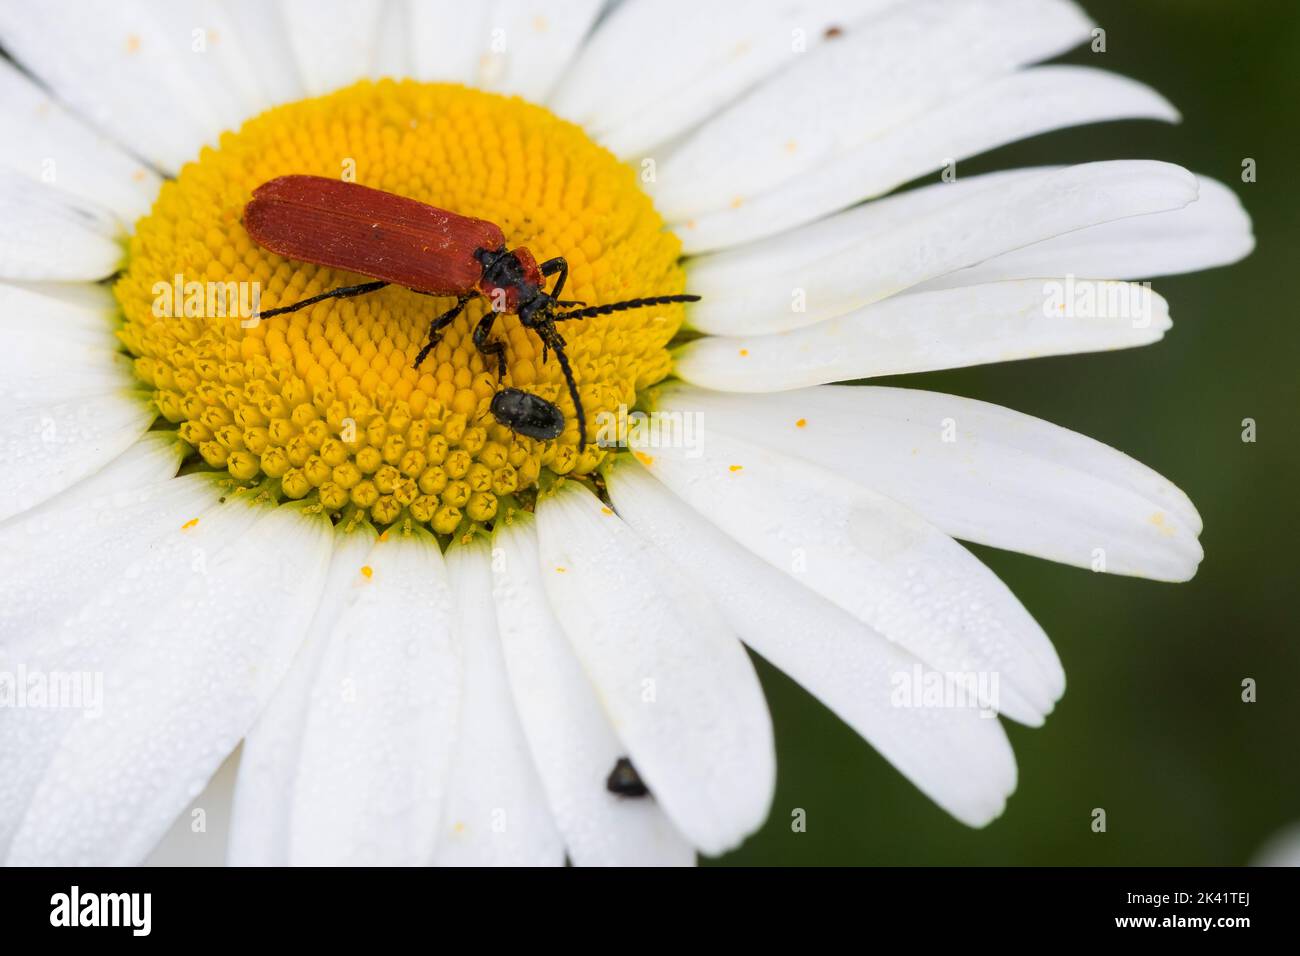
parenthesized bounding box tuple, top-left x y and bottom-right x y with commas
(115, 80, 687, 537)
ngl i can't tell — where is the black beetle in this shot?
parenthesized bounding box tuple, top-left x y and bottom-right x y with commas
(605, 756, 649, 798)
(490, 387, 566, 441)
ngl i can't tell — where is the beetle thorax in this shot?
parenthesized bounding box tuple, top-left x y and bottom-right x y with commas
(477, 247, 544, 315)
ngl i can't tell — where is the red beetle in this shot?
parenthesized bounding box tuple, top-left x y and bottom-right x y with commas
(243, 175, 698, 448)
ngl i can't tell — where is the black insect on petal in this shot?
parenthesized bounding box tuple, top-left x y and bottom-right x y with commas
(606, 756, 649, 798)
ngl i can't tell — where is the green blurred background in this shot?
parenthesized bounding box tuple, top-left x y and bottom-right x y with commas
(719, 0, 1300, 865)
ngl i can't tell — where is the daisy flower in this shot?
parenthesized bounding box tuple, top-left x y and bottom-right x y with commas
(0, 0, 1252, 867)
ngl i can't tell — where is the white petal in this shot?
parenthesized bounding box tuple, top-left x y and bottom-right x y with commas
(282, 0, 385, 96)
(656, 383, 1203, 581)
(227, 532, 377, 866)
(651, 0, 1093, 225)
(0, 282, 132, 409)
(407, 0, 604, 99)
(0, 434, 186, 644)
(2, 278, 118, 312)
(0, 59, 160, 225)
(433, 538, 563, 866)
(0, 170, 123, 281)
(145, 0, 278, 130)
(0, 389, 156, 523)
(535, 481, 774, 856)
(919, 176, 1255, 290)
(551, 0, 895, 157)
(626, 426, 1064, 725)
(5, 499, 333, 865)
(0, 472, 228, 859)
(1251, 823, 1300, 868)
(473, 0, 605, 102)
(685, 161, 1199, 336)
(0, 1, 239, 173)
(492, 515, 695, 865)
(286, 528, 463, 866)
(671, 66, 1178, 253)
(372, 0, 411, 79)
(144, 747, 239, 866)
(408, 0, 488, 85)
(224, 0, 307, 106)
(605, 457, 1018, 827)
(685, 167, 1040, 287)
(675, 279, 1172, 388)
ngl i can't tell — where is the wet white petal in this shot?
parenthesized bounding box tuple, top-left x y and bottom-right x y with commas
(372, 0, 411, 79)
(0, 470, 222, 859)
(407, 0, 489, 85)
(145, 0, 278, 129)
(627, 427, 1064, 725)
(0, 282, 132, 409)
(919, 176, 1255, 290)
(535, 481, 774, 856)
(0, 170, 123, 281)
(552, 0, 895, 157)
(224, 0, 307, 106)
(652, 0, 1093, 227)
(675, 279, 1171, 388)
(5, 499, 332, 865)
(686, 161, 1199, 336)
(286, 529, 462, 866)
(671, 66, 1178, 252)
(433, 539, 563, 866)
(0, 434, 187, 644)
(656, 383, 1203, 581)
(145, 747, 239, 866)
(409, 0, 600, 100)
(0, 0, 245, 173)
(492, 516, 695, 865)
(478, 0, 604, 102)
(0, 389, 156, 523)
(227, 532, 376, 866)
(0, 59, 160, 225)
(282, 0, 385, 97)
(606, 457, 1018, 827)
(683, 168, 1040, 286)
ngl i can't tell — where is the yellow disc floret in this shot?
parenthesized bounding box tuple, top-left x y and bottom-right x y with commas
(115, 79, 687, 538)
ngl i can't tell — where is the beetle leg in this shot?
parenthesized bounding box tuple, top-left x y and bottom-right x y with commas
(254, 280, 388, 320)
(412, 294, 471, 370)
(472, 311, 508, 381)
(538, 256, 569, 301)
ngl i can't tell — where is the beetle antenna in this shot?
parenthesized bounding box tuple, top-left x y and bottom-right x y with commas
(541, 328, 587, 452)
(554, 294, 700, 321)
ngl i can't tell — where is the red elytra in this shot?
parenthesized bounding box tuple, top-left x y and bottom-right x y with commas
(244, 175, 544, 306)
